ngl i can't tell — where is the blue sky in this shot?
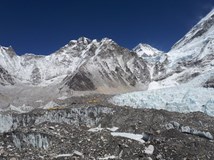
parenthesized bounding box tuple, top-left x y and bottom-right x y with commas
(0, 0, 213, 55)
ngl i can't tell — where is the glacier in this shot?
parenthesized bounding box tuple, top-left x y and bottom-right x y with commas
(110, 86, 214, 116)
(110, 9, 214, 117)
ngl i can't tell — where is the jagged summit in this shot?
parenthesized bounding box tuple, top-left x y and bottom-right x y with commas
(133, 43, 162, 57)
(76, 37, 92, 44)
(0, 37, 150, 94)
(67, 37, 113, 46)
(0, 45, 16, 57)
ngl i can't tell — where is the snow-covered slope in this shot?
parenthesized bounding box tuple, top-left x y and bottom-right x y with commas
(0, 38, 92, 85)
(0, 37, 150, 92)
(148, 9, 214, 88)
(133, 43, 162, 57)
(110, 9, 214, 116)
(172, 9, 214, 51)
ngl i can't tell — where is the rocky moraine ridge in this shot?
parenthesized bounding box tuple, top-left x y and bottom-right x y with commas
(0, 103, 214, 160)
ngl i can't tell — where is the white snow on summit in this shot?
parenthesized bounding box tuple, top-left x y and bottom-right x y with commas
(133, 43, 162, 57)
(0, 37, 115, 86)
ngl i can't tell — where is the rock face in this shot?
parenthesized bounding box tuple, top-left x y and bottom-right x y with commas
(64, 71, 96, 91)
(0, 65, 14, 85)
(31, 66, 42, 85)
(203, 76, 214, 88)
(63, 39, 150, 92)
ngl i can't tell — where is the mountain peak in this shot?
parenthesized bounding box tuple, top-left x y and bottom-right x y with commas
(0, 45, 16, 57)
(101, 37, 113, 42)
(172, 9, 214, 50)
(133, 43, 162, 57)
(77, 37, 91, 44)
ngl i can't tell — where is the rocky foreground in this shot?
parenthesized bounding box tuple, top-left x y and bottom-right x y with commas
(0, 102, 214, 160)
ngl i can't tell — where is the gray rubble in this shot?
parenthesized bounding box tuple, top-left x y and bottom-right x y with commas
(0, 104, 214, 159)
(165, 121, 213, 140)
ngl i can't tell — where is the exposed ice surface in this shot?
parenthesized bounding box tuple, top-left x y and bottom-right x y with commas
(107, 127, 119, 132)
(98, 155, 118, 160)
(111, 132, 145, 143)
(0, 114, 13, 133)
(88, 126, 103, 132)
(54, 154, 73, 158)
(110, 86, 214, 116)
(12, 133, 49, 150)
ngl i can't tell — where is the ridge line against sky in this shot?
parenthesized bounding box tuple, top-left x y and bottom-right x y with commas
(0, 0, 214, 55)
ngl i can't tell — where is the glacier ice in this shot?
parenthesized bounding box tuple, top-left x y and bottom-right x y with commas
(110, 86, 214, 116)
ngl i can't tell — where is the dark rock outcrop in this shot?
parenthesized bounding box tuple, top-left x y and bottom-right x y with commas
(203, 76, 214, 88)
(64, 71, 96, 91)
(0, 65, 15, 85)
(31, 67, 42, 85)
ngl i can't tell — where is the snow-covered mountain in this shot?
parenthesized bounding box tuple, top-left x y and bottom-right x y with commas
(62, 38, 151, 93)
(133, 43, 162, 57)
(0, 37, 150, 93)
(111, 9, 214, 116)
(1, 9, 214, 116)
(172, 9, 214, 50)
(148, 9, 214, 88)
(1, 10, 214, 159)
